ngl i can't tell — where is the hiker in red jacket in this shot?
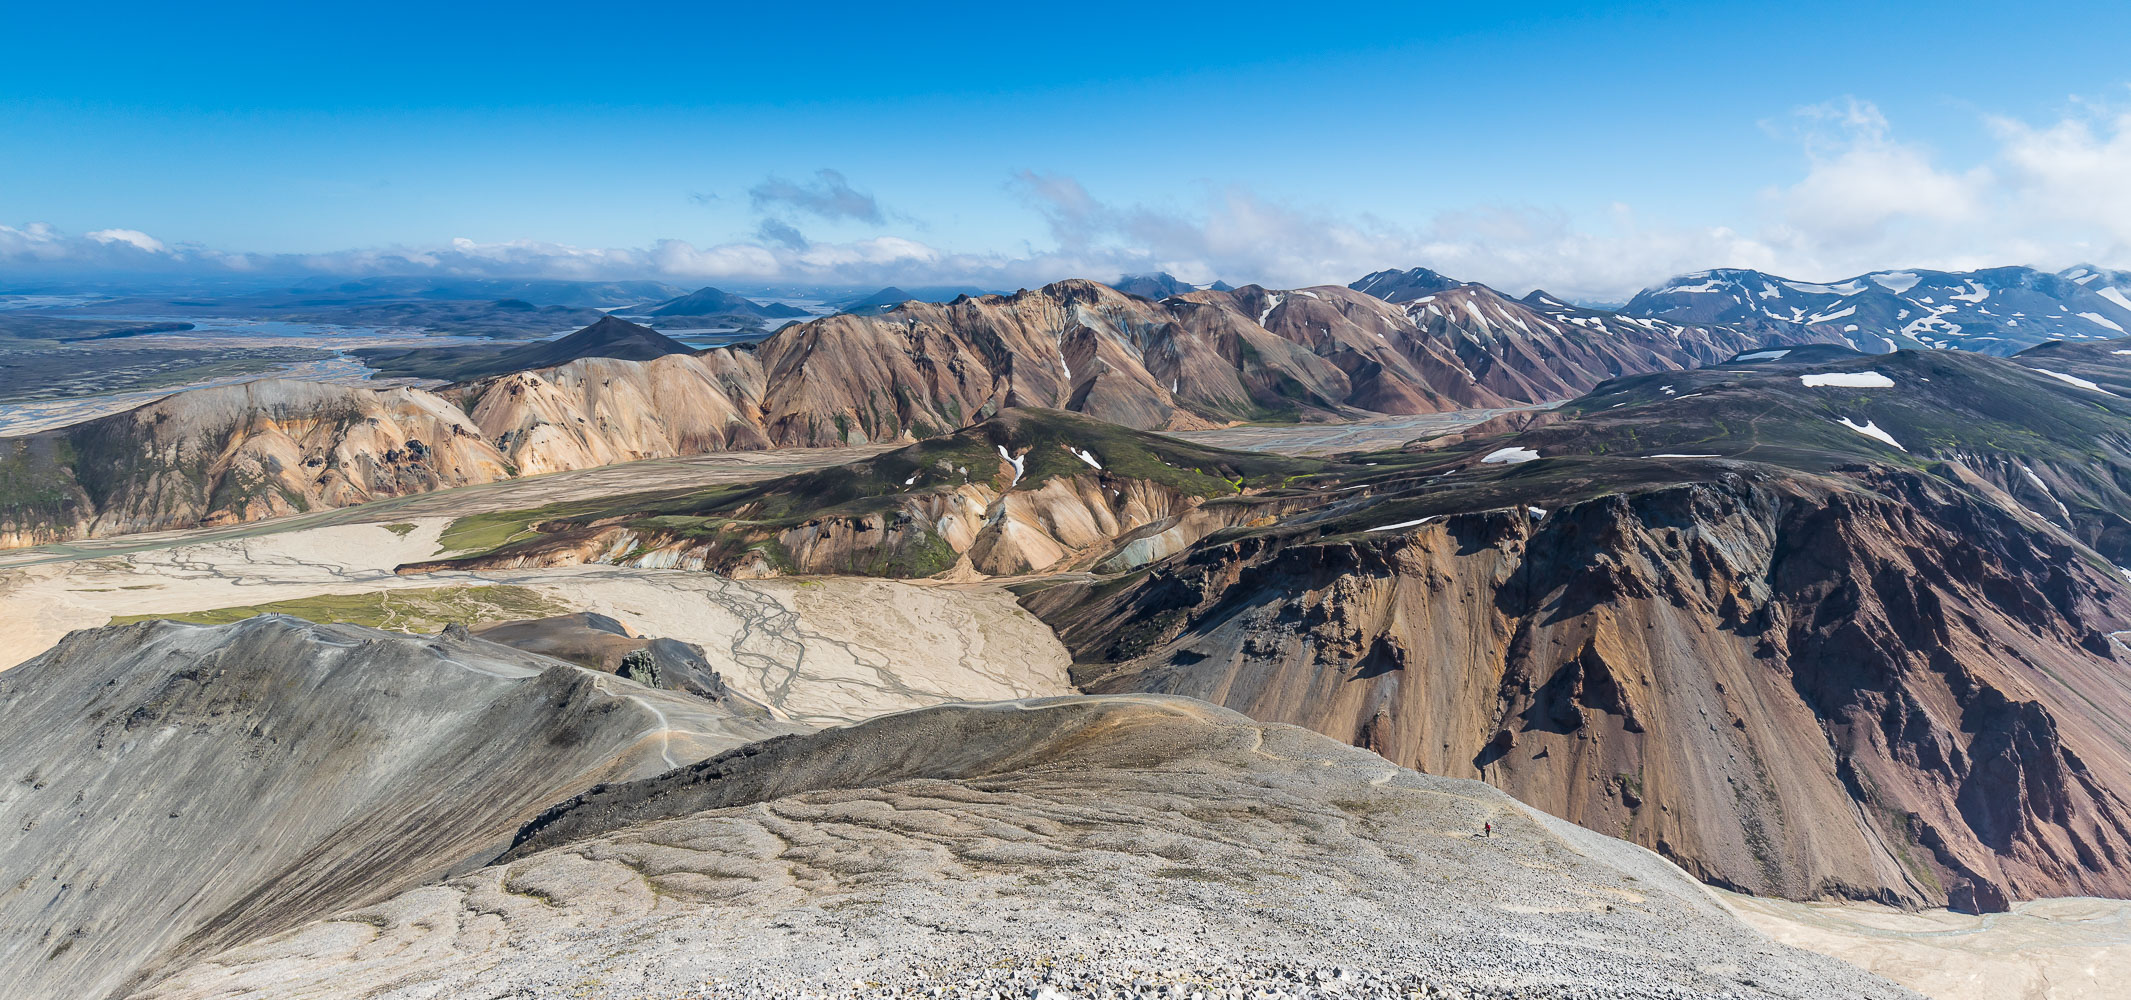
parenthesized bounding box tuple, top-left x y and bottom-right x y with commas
(1483, 821, 1492, 838)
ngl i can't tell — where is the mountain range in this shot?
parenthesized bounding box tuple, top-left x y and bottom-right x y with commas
(0, 276, 1845, 547)
(1621, 264, 2131, 355)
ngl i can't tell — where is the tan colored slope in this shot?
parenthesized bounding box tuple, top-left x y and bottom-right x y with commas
(0, 379, 513, 547)
(458, 349, 771, 474)
(131, 697, 1916, 1000)
(436, 466, 1270, 582)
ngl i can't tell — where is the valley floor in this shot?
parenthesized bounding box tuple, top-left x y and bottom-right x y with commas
(0, 444, 892, 571)
(0, 515, 1069, 726)
(1727, 894, 2131, 1000)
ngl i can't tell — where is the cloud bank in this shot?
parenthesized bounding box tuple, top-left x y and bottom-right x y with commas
(8, 96, 2130, 301)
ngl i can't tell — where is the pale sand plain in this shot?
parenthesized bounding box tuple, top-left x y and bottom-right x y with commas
(1727, 892, 2131, 1000)
(0, 517, 1072, 726)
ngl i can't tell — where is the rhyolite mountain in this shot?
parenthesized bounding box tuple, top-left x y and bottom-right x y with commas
(1622, 264, 2131, 355)
(353, 315, 696, 382)
(0, 277, 1840, 549)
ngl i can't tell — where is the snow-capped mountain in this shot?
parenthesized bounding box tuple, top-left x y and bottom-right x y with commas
(1348, 266, 1466, 302)
(1621, 265, 2131, 355)
(1111, 272, 1235, 299)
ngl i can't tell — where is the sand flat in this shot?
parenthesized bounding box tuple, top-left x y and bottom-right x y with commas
(1727, 892, 2131, 1000)
(0, 517, 1073, 725)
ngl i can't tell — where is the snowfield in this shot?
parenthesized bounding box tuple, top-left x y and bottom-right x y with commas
(1800, 372, 1896, 388)
(1481, 446, 1541, 464)
(2030, 368, 2114, 394)
(1835, 417, 1905, 451)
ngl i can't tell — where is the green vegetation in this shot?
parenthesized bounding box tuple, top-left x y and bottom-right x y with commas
(383, 522, 418, 537)
(0, 435, 82, 525)
(109, 585, 568, 635)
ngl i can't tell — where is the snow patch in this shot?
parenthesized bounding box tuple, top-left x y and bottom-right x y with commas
(997, 445, 1025, 486)
(1257, 293, 1285, 326)
(1066, 445, 1102, 470)
(1736, 349, 1791, 361)
(2078, 312, 2126, 333)
(2030, 368, 2115, 393)
(2098, 287, 2131, 312)
(1481, 447, 1540, 465)
(1834, 417, 1905, 451)
(1650, 453, 1720, 458)
(1367, 516, 1436, 533)
(1870, 271, 1921, 294)
(1799, 371, 1895, 388)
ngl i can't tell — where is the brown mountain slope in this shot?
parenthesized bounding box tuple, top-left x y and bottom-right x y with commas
(1026, 470, 2131, 912)
(1022, 349, 2131, 912)
(748, 279, 1842, 444)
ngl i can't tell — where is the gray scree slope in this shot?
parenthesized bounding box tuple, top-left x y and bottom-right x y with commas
(0, 615, 801, 1000)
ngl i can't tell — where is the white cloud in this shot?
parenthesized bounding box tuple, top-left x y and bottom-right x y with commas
(84, 228, 169, 254)
(1990, 101, 2131, 247)
(1772, 98, 1989, 241)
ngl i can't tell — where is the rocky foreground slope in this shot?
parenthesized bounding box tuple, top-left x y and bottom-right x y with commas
(0, 616, 800, 1000)
(130, 696, 1913, 1000)
(0, 276, 1832, 550)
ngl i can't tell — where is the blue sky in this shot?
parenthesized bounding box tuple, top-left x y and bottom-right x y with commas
(5, 1, 2130, 299)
